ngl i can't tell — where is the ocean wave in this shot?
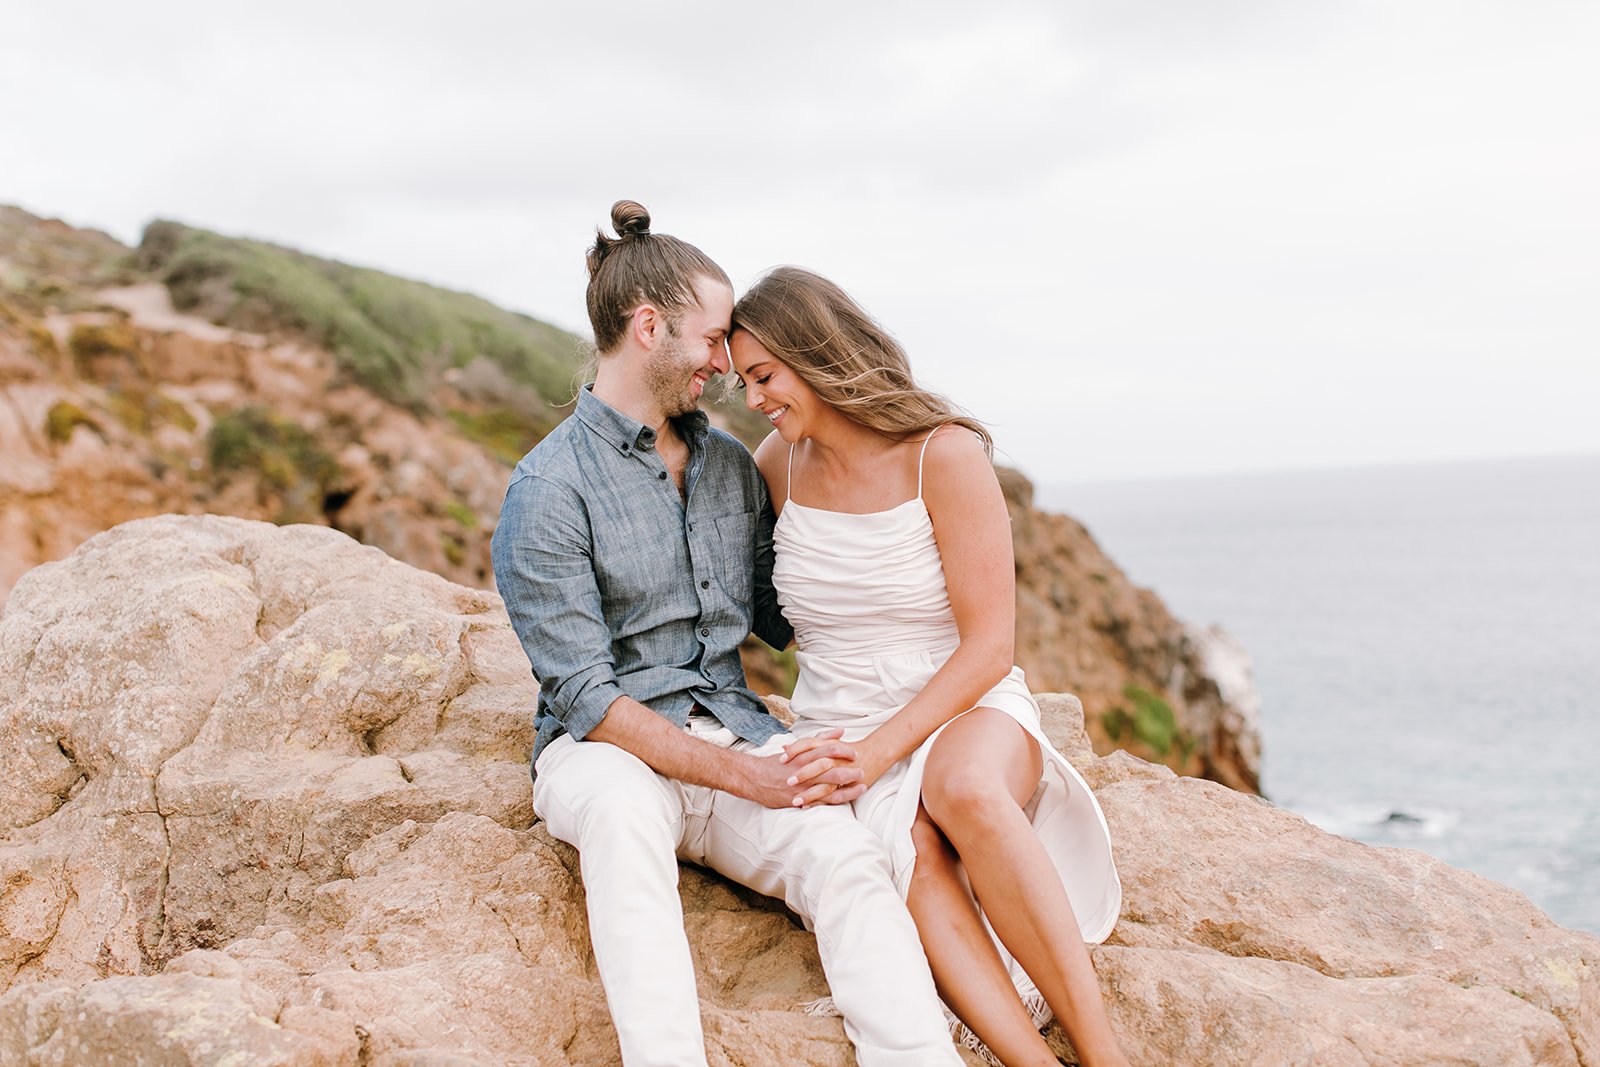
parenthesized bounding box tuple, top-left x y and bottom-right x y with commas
(1294, 803, 1461, 842)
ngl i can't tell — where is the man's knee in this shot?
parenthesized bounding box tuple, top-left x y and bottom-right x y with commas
(535, 740, 681, 847)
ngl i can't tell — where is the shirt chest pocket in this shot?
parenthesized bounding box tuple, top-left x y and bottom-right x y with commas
(713, 511, 756, 602)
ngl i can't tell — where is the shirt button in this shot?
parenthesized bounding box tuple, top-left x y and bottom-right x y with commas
(700, 627, 710, 637)
(657, 471, 667, 480)
(687, 522, 694, 531)
(701, 580, 710, 589)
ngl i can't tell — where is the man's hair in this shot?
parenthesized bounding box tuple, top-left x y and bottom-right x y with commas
(731, 266, 991, 452)
(586, 200, 730, 355)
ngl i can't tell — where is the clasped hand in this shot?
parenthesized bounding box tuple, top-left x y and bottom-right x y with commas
(749, 728, 888, 809)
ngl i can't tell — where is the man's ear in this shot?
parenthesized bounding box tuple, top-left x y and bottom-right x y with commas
(630, 303, 663, 350)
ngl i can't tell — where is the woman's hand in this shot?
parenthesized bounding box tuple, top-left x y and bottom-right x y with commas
(781, 728, 893, 806)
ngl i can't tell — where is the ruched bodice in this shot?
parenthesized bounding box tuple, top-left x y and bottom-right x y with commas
(774, 498, 959, 660)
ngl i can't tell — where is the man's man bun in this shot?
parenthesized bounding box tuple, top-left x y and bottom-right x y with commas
(583, 200, 729, 353)
(612, 200, 651, 238)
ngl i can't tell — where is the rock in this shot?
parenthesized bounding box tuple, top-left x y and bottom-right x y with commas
(1091, 774, 1599, 1065)
(1, 515, 1594, 1065)
(0, 971, 358, 1066)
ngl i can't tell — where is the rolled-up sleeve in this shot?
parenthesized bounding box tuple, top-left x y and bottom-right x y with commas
(491, 473, 625, 740)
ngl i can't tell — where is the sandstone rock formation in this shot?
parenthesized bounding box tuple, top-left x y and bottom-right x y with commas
(0, 274, 513, 601)
(2, 517, 1593, 1065)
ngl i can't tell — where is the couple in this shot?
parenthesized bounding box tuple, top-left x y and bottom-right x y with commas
(492, 202, 1128, 1067)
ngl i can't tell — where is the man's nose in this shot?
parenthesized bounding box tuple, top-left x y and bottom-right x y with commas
(711, 343, 730, 375)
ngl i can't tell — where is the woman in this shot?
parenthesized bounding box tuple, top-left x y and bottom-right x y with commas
(729, 267, 1129, 1067)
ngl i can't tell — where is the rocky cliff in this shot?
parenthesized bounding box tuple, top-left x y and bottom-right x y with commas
(0, 203, 1259, 791)
(0, 517, 1593, 1065)
(1003, 470, 1261, 792)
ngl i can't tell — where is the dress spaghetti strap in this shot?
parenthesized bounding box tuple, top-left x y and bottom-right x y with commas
(915, 427, 946, 500)
(785, 442, 796, 503)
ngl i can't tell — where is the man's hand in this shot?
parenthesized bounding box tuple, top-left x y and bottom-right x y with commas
(778, 728, 890, 808)
(738, 738, 866, 809)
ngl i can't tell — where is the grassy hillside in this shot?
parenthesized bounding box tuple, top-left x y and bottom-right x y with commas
(133, 219, 771, 447)
(135, 220, 583, 427)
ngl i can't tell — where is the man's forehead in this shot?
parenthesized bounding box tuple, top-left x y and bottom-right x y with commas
(688, 280, 734, 329)
(694, 277, 734, 309)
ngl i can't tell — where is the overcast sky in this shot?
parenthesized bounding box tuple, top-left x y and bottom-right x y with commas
(3, 0, 1596, 484)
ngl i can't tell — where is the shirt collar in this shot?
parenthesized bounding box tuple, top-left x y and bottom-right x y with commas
(575, 384, 709, 456)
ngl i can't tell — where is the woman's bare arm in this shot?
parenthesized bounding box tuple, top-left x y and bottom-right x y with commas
(785, 427, 1016, 792)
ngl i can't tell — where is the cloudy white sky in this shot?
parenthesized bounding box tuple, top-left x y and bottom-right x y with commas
(3, 0, 1595, 484)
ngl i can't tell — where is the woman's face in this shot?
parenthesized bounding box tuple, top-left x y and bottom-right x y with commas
(730, 330, 821, 442)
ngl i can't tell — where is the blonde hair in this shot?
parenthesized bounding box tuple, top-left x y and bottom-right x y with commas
(730, 267, 991, 452)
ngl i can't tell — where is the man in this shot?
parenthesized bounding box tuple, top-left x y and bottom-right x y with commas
(491, 201, 963, 1067)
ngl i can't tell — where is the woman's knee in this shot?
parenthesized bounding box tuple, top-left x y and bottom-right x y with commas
(921, 765, 1015, 832)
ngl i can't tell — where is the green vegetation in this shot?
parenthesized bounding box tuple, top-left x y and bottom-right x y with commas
(137, 220, 584, 414)
(1100, 684, 1193, 759)
(26, 322, 58, 360)
(44, 401, 101, 445)
(443, 500, 479, 529)
(769, 647, 800, 696)
(446, 407, 548, 465)
(106, 387, 197, 436)
(207, 407, 341, 497)
(441, 532, 467, 567)
(67, 321, 139, 374)
(132, 218, 775, 453)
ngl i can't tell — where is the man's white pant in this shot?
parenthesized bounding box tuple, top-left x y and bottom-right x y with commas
(533, 731, 963, 1067)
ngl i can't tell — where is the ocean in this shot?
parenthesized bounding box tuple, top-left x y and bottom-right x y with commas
(1040, 453, 1600, 935)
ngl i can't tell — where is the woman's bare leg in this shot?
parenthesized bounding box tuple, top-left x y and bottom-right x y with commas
(921, 708, 1129, 1067)
(907, 807, 1060, 1066)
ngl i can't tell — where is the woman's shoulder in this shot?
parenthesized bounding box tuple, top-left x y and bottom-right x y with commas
(918, 424, 1001, 507)
(752, 429, 789, 502)
(918, 424, 990, 472)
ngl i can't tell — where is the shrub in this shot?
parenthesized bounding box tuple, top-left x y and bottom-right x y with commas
(1102, 685, 1190, 759)
(446, 407, 549, 466)
(207, 407, 341, 495)
(45, 401, 101, 444)
(26, 322, 58, 359)
(443, 501, 479, 529)
(105, 387, 198, 436)
(441, 533, 467, 568)
(68, 321, 138, 373)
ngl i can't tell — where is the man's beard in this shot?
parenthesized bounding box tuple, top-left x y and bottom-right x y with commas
(644, 330, 703, 419)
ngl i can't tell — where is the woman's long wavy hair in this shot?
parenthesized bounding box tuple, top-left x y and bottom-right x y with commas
(730, 267, 991, 453)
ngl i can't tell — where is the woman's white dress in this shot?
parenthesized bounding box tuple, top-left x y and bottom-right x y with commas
(773, 438, 1122, 1015)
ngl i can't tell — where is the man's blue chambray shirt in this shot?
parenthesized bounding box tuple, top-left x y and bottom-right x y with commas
(491, 386, 794, 771)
